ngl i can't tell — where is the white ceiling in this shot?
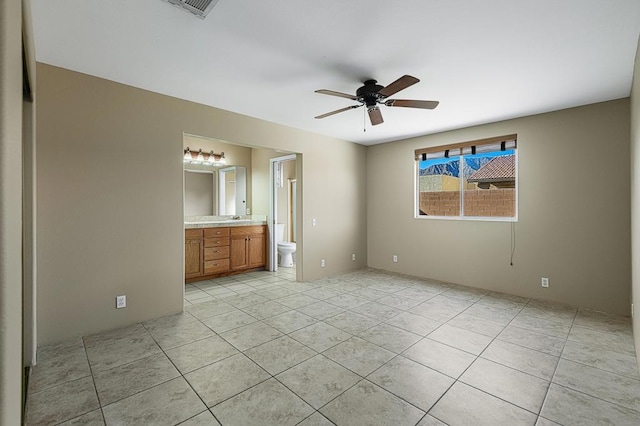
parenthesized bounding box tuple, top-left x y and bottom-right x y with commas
(30, 0, 640, 146)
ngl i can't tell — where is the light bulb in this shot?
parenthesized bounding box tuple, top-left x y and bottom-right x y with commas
(195, 149, 205, 164)
(183, 147, 192, 162)
(206, 150, 215, 165)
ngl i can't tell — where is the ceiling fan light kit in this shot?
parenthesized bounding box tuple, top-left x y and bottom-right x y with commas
(315, 75, 439, 126)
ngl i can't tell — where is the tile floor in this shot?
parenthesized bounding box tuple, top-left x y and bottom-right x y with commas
(26, 266, 640, 425)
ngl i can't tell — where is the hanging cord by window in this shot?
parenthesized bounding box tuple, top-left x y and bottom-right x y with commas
(510, 222, 516, 266)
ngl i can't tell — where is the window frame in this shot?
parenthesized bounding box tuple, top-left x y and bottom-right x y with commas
(414, 135, 519, 222)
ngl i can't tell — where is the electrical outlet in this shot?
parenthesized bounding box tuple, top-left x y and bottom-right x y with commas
(393, 255, 398, 263)
(541, 277, 549, 288)
(246, 208, 250, 214)
(352, 253, 356, 261)
(116, 295, 126, 309)
(312, 218, 317, 227)
(321, 259, 326, 268)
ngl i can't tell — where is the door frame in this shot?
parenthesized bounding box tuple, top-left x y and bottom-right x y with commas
(269, 154, 296, 271)
(288, 179, 297, 242)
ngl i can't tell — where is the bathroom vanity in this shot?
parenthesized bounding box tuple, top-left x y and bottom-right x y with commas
(185, 220, 267, 283)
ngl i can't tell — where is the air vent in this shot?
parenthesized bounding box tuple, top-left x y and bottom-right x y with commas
(164, 0, 220, 19)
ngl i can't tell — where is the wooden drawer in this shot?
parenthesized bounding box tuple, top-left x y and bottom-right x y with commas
(185, 228, 203, 239)
(204, 227, 230, 238)
(230, 226, 265, 237)
(204, 246, 229, 261)
(204, 258, 229, 274)
(204, 237, 229, 247)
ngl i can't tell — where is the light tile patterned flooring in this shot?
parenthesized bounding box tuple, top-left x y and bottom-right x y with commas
(26, 267, 640, 425)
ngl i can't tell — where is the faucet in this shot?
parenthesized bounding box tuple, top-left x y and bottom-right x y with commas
(232, 216, 241, 220)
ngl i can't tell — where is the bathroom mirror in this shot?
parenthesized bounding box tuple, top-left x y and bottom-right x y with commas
(184, 170, 216, 216)
(184, 166, 247, 216)
(218, 166, 247, 215)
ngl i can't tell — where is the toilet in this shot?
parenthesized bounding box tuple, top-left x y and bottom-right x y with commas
(276, 223, 296, 268)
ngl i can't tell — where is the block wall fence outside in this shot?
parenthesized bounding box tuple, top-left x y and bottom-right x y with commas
(420, 188, 516, 217)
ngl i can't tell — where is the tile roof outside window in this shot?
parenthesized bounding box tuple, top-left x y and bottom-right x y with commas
(468, 155, 515, 182)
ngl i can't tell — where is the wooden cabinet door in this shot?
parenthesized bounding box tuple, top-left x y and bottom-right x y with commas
(230, 235, 249, 271)
(248, 234, 266, 268)
(185, 238, 203, 278)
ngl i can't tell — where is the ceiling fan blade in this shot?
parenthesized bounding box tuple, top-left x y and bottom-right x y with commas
(315, 89, 358, 101)
(377, 75, 420, 98)
(315, 104, 362, 119)
(385, 99, 439, 109)
(368, 107, 384, 126)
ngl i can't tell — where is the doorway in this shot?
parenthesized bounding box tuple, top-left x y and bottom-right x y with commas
(269, 154, 297, 272)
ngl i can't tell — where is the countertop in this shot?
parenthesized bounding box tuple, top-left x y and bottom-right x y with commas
(184, 215, 267, 229)
(185, 220, 267, 229)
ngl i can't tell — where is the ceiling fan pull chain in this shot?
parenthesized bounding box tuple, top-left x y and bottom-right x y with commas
(363, 105, 366, 132)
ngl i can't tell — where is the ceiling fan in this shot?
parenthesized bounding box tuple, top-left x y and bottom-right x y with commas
(314, 75, 439, 126)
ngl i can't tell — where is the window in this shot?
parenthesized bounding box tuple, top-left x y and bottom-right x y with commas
(416, 135, 517, 220)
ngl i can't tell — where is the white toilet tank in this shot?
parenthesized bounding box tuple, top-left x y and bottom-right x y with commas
(275, 223, 285, 244)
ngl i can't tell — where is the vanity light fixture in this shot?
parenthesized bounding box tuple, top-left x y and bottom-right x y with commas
(204, 150, 215, 165)
(183, 147, 227, 166)
(183, 147, 192, 162)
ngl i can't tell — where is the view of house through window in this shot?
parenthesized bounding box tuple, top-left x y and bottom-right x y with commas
(416, 135, 517, 219)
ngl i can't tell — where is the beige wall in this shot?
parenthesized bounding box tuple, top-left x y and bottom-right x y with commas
(251, 147, 286, 216)
(36, 63, 368, 345)
(368, 99, 631, 315)
(1, 0, 24, 423)
(631, 36, 640, 368)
